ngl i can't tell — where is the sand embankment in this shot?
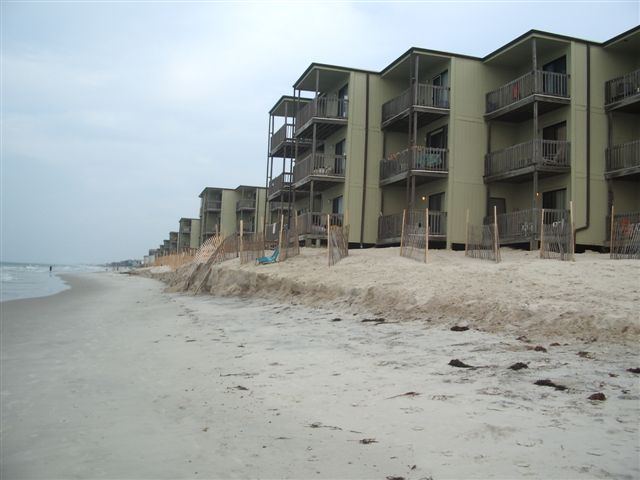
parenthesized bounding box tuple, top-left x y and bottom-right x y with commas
(141, 247, 640, 344)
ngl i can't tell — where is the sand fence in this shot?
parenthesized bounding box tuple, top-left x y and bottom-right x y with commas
(154, 252, 196, 269)
(465, 208, 501, 263)
(539, 205, 575, 261)
(609, 208, 640, 260)
(328, 222, 350, 266)
(399, 209, 429, 263)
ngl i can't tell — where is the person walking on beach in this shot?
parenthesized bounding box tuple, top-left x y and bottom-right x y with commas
(49, 265, 52, 276)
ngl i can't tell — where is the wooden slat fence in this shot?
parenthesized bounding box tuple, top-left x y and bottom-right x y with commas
(539, 207, 574, 261)
(279, 214, 300, 262)
(400, 209, 429, 264)
(328, 223, 350, 267)
(466, 208, 500, 262)
(610, 208, 640, 259)
(239, 233, 265, 265)
(153, 252, 195, 269)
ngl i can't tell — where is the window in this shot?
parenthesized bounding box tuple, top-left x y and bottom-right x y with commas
(332, 196, 344, 215)
(334, 140, 346, 174)
(542, 122, 567, 164)
(542, 56, 566, 95)
(426, 126, 448, 149)
(428, 192, 444, 212)
(338, 84, 348, 117)
(432, 70, 449, 107)
(542, 189, 567, 210)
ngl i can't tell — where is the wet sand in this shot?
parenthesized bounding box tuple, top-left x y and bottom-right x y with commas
(1, 272, 639, 479)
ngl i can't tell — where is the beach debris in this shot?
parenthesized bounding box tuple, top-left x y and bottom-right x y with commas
(609, 373, 618, 377)
(308, 422, 342, 431)
(202, 427, 209, 432)
(362, 317, 386, 324)
(386, 391, 421, 399)
(531, 345, 547, 352)
(386, 477, 405, 480)
(331, 318, 342, 322)
(235, 385, 249, 391)
(588, 392, 606, 401)
(450, 326, 469, 332)
(220, 372, 256, 377)
(577, 351, 594, 359)
(550, 342, 561, 347)
(534, 379, 567, 391)
(509, 362, 529, 371)
(359, 438, 378, 444)
(627, 368, 640, 374)
(516, 335, 531, 343)
(449, 359, 475, 368)
(185, 339, 196, 342)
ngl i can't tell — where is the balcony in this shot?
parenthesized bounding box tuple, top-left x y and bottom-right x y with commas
(295, 96, 348, 140)
(293, 153, 346, 190)
(485, 70, 570, 121)
(380, 146, 448, 186)
(377, 210, 447, 245)
(270, 123, 311, 157)
(606, 139, 640, 179)
(268, 172, 292, 199)
(204, 200, 222, 211)
(382, 83, 450, 130)
(269, 201, 290, 211)
(297, 212, 343, 237)
(484, 139, 570, 182)
(236, 199, 256, 211)
(605, 69, 640, 112)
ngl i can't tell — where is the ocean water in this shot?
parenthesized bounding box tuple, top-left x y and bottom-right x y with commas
(0, 262, 103, 302)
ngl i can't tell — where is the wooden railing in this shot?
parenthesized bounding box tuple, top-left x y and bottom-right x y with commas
(485, 139, 570, 177)
(269, 201, 290, 211)
(205, 200, 222, 211)
(606, 139, 640, 173)
(293, 153, 346, 184)
(236, 199, 256, 210)
(382, 83, 450, 123)
(271, 123, 295, 149)
(486, 208, 568, 241)
(295, 96, 349, 131)
(377, 210, 447, 242)
(268, 172, 292, 197)
(380, 146, 448, 181)
(605, 69, 640, 106)
(486, 70, 569, 113)
(297, 212, 343, 236)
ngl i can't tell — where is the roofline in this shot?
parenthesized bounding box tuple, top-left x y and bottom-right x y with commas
(602, 24, 640, 47)
(235, 184, 266, 190)
(268, 95, 311, 115)
(198, 186, 234, 197)
(380, 46, 481, 76)
(293, 62, 377, 90)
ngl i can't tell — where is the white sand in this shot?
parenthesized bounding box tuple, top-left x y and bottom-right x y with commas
(166, 247, 640, 345)
(1, 269, 638, 478)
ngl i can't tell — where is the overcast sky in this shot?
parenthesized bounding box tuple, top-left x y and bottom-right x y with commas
(1, 1, 638, 264)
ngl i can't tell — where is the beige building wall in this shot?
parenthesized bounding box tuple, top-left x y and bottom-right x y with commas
(190, 219, 201, 249)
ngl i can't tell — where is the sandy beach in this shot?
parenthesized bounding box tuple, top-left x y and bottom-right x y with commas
(1, 260, 639, 479)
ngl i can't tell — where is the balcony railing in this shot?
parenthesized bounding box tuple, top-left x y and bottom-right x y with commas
(205, 200, 222, 211)
(486, 70, 569, 114)
(377, 210, 448, 242)
(297, 212, 343, 236)
(485, 208, 568, 242)
(236, 199, 256, 210)
(605, 69, 640, 106)
(268, 172, 292, 197)
(606, 212, 640, 241)
(271, 123, 294, 149)
(606, 139, 640, 174)
(269, 201, 290, 211)
(380, 146, 448, 181)
(295, 96, 348, 132)
(293, 153, 346, 184)
(382, 83, 450, 123)
(485, 139, 570, 178)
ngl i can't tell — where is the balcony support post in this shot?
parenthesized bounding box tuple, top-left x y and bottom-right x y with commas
(309, 180, 314, 212)
(533, 99, 539, 164)
(532, 38, 538, 91)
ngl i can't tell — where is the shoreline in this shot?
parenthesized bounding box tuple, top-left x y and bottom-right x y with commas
(2, 271, 638, 478)
(141, 247, 640, 345)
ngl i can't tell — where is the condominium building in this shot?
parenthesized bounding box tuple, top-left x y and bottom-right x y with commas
(177, 218, 201, 252)
(265, 26, 639, 250)
(199, 185, 266, 244)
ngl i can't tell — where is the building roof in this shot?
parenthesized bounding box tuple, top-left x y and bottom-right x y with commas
(293, 62, 377, 91)
(269, 95, 312, 116)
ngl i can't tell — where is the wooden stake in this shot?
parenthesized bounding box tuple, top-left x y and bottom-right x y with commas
(493, 205, 499, 263)
(539, 208, 545, 258)
(610, 205, 615, 258)
(400, 209, 406, 257)
(327, 213, 331, 266)
(425, 208, 429, 264)
(465, 209, 469, 257)
(240, 220, 244, 256)
(569, 200, 575, 261)
(279, 214, 284, 255)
